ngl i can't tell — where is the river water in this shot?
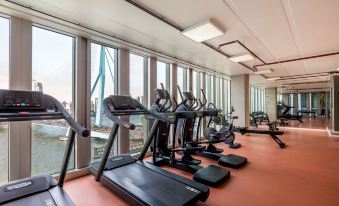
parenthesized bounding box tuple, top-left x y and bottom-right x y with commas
(0, 116, 144, 184)
(0, 123, 109, 184)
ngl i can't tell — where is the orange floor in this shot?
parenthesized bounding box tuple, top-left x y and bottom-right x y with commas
(65, 119, 339, 206)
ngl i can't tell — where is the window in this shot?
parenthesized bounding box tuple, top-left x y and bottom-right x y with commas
(205, 74, 214, 104)
(250, 87, 266, 113)
(129, 53, 147, 154)
(300, 93, 307, 109)
(0, 17, 9, 183)
(90, 43, 117, 162)
(177, 67, 188, 102)
(32, 27, 75, 175)
(157, 61, 169, 91)
(192, 71, 200, 99)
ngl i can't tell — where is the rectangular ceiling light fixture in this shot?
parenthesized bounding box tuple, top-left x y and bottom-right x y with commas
(182, 19, 224, 42)
(229, 54, 254, 62)
(267, 77, 281, 81)
(254, 69, 272, 74)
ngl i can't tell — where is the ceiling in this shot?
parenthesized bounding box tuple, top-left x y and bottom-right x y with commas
(1, 0, 339, 91)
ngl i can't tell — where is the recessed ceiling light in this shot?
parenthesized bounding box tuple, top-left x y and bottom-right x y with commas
(182, 19, 224, 42)
(254, 69, 272, 74)
(266, 77, 281, 81)
(229, 54, 254, 62)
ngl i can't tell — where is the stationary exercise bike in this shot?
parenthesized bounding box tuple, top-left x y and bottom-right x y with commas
(203, 102, 241, 149)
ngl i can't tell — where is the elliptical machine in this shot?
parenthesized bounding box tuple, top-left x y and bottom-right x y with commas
(176, 87, 247, 169)
(150, 84, 230, 187)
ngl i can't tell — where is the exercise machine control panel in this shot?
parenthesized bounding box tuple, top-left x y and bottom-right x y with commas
(0, 90, 44, 110)
(183, 92, 194, 101)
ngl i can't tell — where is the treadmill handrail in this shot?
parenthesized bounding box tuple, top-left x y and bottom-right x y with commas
(46, 95, 90, 137)
(103, 103, 136, 130)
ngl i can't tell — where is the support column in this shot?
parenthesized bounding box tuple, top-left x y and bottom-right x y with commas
(170, 63, 177, 105)
(306, 93, 311, 110)
(331, 75, 339, 133)
(317, 93, 322, 116)
(265, 87, 277, 121)
(231, 74, 249, 127)
(188, 68, 193, 93)
(212, 75, 216, 104)
(201, 73, 206, 128)
(75, 37, 91, 169)
(9, 17, 32, 180)
(118, 48, 130, 154)
(148, 57, 157, 107)
(293, 93, 298, 114)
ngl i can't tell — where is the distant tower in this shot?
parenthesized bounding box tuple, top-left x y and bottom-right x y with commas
(34, 82, 43, 92)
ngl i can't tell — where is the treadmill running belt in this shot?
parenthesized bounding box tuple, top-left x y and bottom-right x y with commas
(103, 163, 201, 205)
(2, 191, 56, 206)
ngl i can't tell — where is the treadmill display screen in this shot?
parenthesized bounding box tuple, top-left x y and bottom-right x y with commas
(0, 90, 43, 110)
(110, 96, 136, 110)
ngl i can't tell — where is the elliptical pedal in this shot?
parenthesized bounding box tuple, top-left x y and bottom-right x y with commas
(193, 165, 230, 187)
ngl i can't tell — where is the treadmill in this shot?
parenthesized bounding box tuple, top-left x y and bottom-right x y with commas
(0, 89, 90, 206)
(90, 95, 210, 206)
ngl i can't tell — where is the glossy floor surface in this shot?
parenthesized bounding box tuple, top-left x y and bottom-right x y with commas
(65, 118, 339, 206)
(284, 116, 328, 129)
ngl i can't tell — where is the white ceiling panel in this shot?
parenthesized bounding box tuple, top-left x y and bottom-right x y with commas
(1, 0, 339, 90)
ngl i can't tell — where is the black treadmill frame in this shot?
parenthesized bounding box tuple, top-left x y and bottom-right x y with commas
(91, 95, 210, 206)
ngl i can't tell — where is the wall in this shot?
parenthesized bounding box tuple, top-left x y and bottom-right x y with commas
(332, 75, 339, 132)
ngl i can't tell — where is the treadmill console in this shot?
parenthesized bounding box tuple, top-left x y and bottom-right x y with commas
(110, 96, 136, 110)
(183, 92, 194, 101)
(0, 90, 44, 110)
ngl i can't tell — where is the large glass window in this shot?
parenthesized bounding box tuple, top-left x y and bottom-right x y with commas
(0, 17, 9, 183)
(250, 87, 266, 113)
(157, 61, 169, 90)
(215, 77, 220, 109)
(90, 43, 117, 162)
(300, 93, 307, 109)
(32, 27, 75, 175)
(177, 67, 188, 102)
(205, 74, 214, 104)
(129, 53, 147, 154)
(192, 71, 200, 99)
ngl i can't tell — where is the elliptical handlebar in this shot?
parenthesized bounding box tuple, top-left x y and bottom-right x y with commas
(159, 83, 169, 112)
